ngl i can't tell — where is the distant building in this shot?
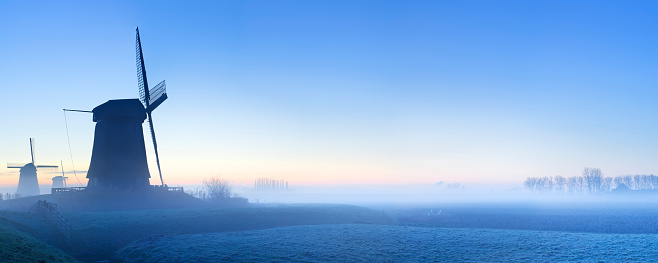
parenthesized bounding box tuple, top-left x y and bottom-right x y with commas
(612, 183, 631, 193)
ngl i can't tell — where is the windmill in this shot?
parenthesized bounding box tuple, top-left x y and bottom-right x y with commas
(136, 27, 167, 186)
(83, 28, 168, 190)
(7, 138, 58, 197)
(51, 161, 68, 189)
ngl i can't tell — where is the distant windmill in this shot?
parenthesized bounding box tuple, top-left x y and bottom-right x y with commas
(136, 27, 168, 186)
(83, 27, 168, 190)
(7, 138, 58, 196)
(51, 160, 68, 189)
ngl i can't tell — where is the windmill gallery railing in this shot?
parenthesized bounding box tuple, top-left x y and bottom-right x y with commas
(151, 185, 184, 192)
(168, 187, 184, 192)
(51, 187, 87, 194)
(30, 200, 71, 245)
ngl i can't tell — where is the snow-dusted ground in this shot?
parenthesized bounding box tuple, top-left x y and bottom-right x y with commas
(114, 224, 658, 262)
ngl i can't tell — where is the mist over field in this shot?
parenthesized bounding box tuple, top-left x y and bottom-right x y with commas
(5, 186, 658, 262)
(234, 181, 658, 205)
(4, 0, 658, 262)
(239, 185, 538, 204)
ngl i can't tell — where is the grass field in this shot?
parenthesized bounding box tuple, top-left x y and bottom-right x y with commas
(0, 204, 393, 262)
(0, 222, 78, 263)
(4, 201, 658, 262)
(113, 224, 658, 263)
(388, 202, 658, 234)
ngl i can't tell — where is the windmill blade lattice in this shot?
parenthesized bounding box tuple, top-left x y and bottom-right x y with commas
(136, 28, 149, 107)
(135, 27, 166, 186)
(7, 163, 27, 169)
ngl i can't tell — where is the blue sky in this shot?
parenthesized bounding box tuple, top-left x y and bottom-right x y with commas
(1, 0, 658, 188)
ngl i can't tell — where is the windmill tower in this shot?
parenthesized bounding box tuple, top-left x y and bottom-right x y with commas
(7, 138, 58, 197)
(85, 28, 168, 190)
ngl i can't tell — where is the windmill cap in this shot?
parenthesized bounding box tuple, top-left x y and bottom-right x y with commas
(93, 99, 146, 122)
(21, 163, 36, 171)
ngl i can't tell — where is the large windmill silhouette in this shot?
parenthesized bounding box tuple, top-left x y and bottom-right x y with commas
(84, 28, 168, 190)
(7, 138, 58, 196)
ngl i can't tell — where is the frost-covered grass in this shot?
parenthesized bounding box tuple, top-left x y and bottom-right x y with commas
(392, 202, 658, 234)
(113, 224, 658, 263)
(63, 204, 392, 262)
(0, 223, 78, 263)
(5, 202, 658, 262)
(1, 204, 392, 262)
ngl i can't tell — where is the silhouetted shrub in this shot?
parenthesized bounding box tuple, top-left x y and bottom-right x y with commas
(186, 176, 248, 206)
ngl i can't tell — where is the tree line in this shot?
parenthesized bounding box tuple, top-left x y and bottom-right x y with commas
(524, 167, 658, 194)
(254, 178, 289, 192)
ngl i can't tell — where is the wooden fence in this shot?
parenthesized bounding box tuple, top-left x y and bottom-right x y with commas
(30, 200, 71, 245)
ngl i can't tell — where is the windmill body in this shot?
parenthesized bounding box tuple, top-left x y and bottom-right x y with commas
(16, 163, 39, 196)
(51, 176, 67, 188)
(85, 99, 151, 190)
(52, 160, 68, 189)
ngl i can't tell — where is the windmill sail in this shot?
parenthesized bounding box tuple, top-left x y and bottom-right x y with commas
(147, 80, 167, 112)
(7, 163, 27, 168)
(136, 27, 149, 107)
(30, 138, 36, 164)
(136, 27, 165, 186)
(36, 165, 59, 168)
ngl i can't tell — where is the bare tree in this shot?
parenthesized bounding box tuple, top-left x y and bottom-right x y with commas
(632, 175, 641, 190)
(567, 176, 577, 193)
(583, 168, 603, 194)
(641, 175, 647, 189)
(543, 176, 554, 192)
(554, 175, 566, 193)
(524, 177, 536, 192)
(203, 175, 233, 200)
(602, 177, 613, 192)
(576, 176, 585, 194)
